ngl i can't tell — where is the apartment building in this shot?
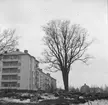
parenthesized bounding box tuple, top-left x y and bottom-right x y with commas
(0, 49, 56, 91)
(35, 68, 56, 91)
(0, 49, 39, 90)
(51, 77, 56, 90)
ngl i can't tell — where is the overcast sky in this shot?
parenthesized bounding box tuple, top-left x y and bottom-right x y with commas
(0, 0, 107, 89)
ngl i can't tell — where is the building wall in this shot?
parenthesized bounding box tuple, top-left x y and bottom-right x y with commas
(18, 54, 39, 90)
(35, 68, 40, 89)
(0, 54, 22, 89)
(38, 69, 44, 90)
(36, 69, 56, 91)
(19, 55, 30, 90)
(51, 78, 56, 90)
(0, 52, 33, 90)
(41, 73, 51, 91)
(0, 50, 56, 91)
(0, 60, 2, 88)
(30, 57, 39, 90)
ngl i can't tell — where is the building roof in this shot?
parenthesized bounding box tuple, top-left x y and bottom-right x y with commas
(3, 51, 24, 55)
(1, 49, 39, 63)
(38, 68, 56, 81)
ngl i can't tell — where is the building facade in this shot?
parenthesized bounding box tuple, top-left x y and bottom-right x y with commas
(0, 49, 56, 91)
(35, 68, 56, 91)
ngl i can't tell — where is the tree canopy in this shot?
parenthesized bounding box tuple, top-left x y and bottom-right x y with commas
(0, 28, 18, 54)
(42, 20, 93, 91)
(42, 20, 92, 72)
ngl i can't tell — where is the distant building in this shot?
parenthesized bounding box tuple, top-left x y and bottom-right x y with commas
(90, 87, 103, 93)
(0, 49, 56, 91)
(51, 76, 56, 90)
(80, 84, 90, 93)
(36, 68, 56, 91)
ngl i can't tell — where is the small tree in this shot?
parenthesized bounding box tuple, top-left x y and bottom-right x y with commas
(0, 28, 18, 54)
(42, 20, 93, 91)
(69, 86, 76, 92)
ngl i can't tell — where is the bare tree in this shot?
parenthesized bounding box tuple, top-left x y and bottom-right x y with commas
(0, 28, 18, 54)
(42, 20, 93, 91)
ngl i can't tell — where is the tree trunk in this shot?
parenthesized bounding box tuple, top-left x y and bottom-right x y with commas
(62, 70, 69, 91)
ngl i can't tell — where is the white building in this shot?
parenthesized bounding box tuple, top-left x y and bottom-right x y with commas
(0, 49, 39, 90)
(0, 49, 56, 91)
(35, 68, 56, 91)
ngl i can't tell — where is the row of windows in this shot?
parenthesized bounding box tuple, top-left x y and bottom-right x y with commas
(3, 55, 20, 60)
(2, 68, 20, 73)
(3, 61, 21, 66)
(1, 82, 20, 87)
(2, 75, 20, 80)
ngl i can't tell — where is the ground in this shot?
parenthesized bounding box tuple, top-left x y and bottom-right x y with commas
(0, 90, 108, 105)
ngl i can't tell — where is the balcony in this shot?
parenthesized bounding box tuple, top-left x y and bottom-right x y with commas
(2, 68, 20, 74)
(0, 86, 18, 89)
(2, 61, 21, 68)
(1, 82, 19, 89)
(1, 75, 20, 82)
(2, 66, 20, 69)
(2, 57, 20, 61)
(1, 73, 19, 76)
(2, 55, 21, 61)
(1, 79, 18, 82)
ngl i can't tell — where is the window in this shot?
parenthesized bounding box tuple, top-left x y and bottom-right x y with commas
(2, 68, 19, 73)
(17, 83, 20, 87)
(17, 55, 20, 59)
(18, 62, 21, 66)
(17, 69, 20, 73)
(1, 82, 18, 87)
(35, 63, 39, 68)
(12, 75, 17, 80)
(17, 76, 20, 80)
(3, 61, 21, 66)
(3, 83, 8, 87)
(3, 55, 10, 59)
(3, 55, 20, 60)
(11, 82, 17, 87)
(2, 75, 8, 80)
(1, 82, 8, 87)
(2, 75, 18, 80)
(36, 71, 39, 75)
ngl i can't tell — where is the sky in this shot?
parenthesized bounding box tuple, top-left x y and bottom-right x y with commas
(0, 0, 107, 89)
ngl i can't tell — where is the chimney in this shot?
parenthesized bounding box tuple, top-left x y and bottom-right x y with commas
(47, 73, 50, 76)
(4, 51, 7, 53)
(40, 69, 42, 72)
(16, 49, 19, 51)
(24, 50, 28, 53)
